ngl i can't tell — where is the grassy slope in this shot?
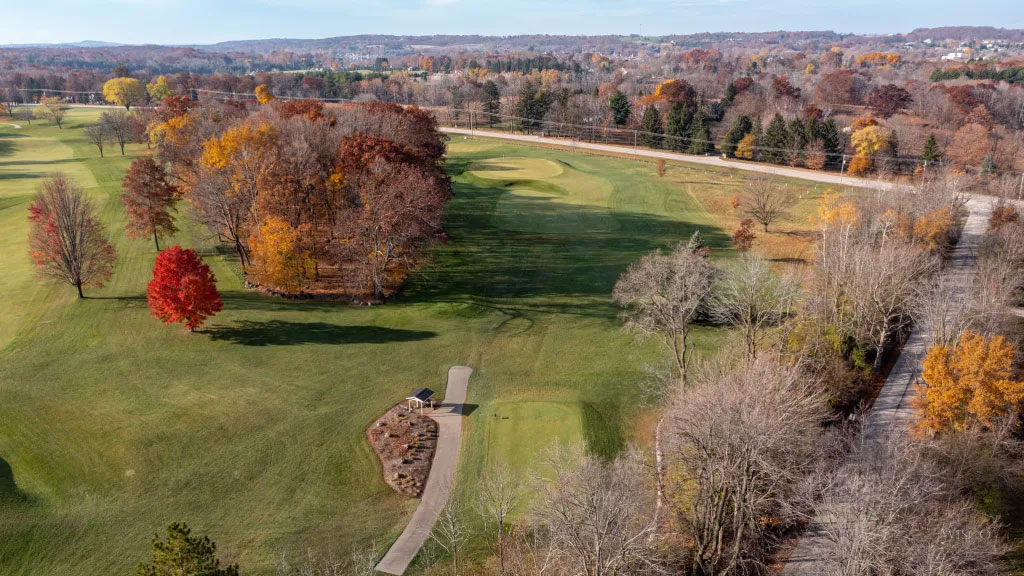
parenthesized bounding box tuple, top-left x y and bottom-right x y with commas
(0, 121, 825, 575)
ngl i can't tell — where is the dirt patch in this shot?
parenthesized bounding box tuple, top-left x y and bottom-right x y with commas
(367, 404, 439, 497)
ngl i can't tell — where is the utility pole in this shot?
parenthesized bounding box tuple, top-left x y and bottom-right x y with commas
(634, 130, 638, 155)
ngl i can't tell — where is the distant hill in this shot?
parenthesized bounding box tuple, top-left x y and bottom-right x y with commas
(905, 26, 1024, 42)
(0, 40, 123, 49)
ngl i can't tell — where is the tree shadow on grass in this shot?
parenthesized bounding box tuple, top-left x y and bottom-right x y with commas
(205, 320, 436, 346)
(0, 158, 81, 168)
(0, 172, 43, 181)
(0, 458, 24, 502)
(404, 177, 731, 309)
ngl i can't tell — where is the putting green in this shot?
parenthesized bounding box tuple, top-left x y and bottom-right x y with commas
(468, 157, 564, 180)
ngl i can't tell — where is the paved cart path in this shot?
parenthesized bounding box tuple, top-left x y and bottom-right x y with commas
(375, 366, 473, 575)
(782, 197, 993, 574)
(441, 127, 905, 191)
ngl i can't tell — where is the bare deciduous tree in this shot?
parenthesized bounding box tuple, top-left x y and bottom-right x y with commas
(431, 493, 468, 576)
(666, 354, 827, 574)
(913, 275, 973, 347)
(532, 445, 664, 576)
(273, 544, 379, 576)
(34, 96, 68, 129)
(15, 106, 33, 125)
(743, 177, 793, 232)
(710, 252, 799, 360)
(84, 123, 107, 158)
(613, 243, 716, 386)
(27, 173, 116, 298)
(100, 110, 131, 155)
(477, 464, 522, 575)
(848, 240, 937, 371)
(815, 437, 1006, 576)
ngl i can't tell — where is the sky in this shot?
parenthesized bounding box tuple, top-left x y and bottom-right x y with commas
(1, 0, 1022, 45)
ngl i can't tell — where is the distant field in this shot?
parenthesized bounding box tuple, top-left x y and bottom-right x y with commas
(0, 118, 836, 575)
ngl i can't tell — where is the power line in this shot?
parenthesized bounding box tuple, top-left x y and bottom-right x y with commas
(10, 86, 1023, 178)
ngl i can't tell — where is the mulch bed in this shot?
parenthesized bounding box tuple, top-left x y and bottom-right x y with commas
(366, 403, 439, 497)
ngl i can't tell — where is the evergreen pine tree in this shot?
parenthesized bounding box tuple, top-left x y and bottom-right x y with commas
(803, 115, 822, 145)
(750, 115, 764, 161)
(665, 103, 688, 152)
(790, 117, 806, 163)
(686, 230, 708, 254)
(821, 118, 843, 170)
(922, 133, 941, 166)
(640, 106, 663, 149)
(720, 114, 753, 157)
(724, 81, 738, 105)
(609, 90, 631, 126)
(689, 110, 712, 155)
(761, 113, 791, 165)
(482, 80, 500, 126)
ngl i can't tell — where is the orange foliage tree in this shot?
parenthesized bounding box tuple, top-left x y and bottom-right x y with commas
(255, 84, 275, 105)
(989, 203, 1020, 230)
(732, 219, 756, 252)
(915, 331, 1024, 435)
(248, 217, 315, 293)
(912, 206, 954, 252)
(121, 156, 179, 251)
(947, 123, 992, 170)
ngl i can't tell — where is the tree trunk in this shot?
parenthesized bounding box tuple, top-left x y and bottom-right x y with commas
(76, 282, 84, 298)
(153, 230, 161, 252)
(873, 322, 889, 372)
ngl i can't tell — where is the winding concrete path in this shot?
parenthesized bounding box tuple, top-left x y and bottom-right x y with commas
(782, 196, 994, 574)
(375, 366, 473, 575)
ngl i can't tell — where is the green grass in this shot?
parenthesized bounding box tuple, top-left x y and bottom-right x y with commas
(0, 119, 824, 575)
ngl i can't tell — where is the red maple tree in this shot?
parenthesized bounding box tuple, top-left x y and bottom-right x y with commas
(146, 246, 223, 331)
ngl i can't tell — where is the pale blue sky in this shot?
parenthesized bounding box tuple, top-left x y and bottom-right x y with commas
(2, 0, 1021, 45)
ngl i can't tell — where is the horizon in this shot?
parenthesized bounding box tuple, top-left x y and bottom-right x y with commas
(2, 0, 1022, 46)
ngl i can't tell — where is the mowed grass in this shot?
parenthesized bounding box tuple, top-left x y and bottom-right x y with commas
(0, 122, 823, 575)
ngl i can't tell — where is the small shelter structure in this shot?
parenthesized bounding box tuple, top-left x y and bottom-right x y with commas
(406, 388, 435, 414)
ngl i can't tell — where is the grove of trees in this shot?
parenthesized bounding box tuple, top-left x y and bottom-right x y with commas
(150, 97, 452, 300)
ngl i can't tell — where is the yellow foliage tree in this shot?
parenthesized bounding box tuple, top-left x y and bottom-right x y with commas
(255, 84, 275, 105)
(146, 75, 173, 101)
(201, 122, 278, 216)
(148, 114, 192, 150)
(912, 206, 954, 251)
(735, 133, 757, 160)
(848, 124, 892, 175)
(915, 331, 1024, 434)
(812, 188, 858, 228)
(248, 217, 315, 293)
(103, 77, 146, 110)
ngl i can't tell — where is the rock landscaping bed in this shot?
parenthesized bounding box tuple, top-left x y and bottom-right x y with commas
(367, 403, 439, 497)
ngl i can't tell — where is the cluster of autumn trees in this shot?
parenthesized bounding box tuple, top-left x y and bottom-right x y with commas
(25, 169, 224, 332)
(148, 93, 450, 300)
(601, 170, 1023, 573)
